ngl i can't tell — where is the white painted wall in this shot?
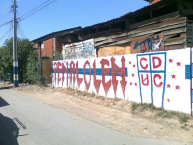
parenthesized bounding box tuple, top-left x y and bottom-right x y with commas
(53, 48, 192, 114)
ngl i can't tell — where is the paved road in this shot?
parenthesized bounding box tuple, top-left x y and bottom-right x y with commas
(0, 88, 191, 145)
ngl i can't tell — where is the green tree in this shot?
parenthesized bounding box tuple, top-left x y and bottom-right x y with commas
(0, 38, 37, 83)
(25, 51, 38, 84)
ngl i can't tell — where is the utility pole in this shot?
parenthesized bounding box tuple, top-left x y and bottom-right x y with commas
(13, 0, 19, 87)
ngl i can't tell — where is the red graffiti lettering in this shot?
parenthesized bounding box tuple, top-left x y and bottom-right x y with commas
(54, 62, 61, 86)
(93, 60, 101, 94)
(141, 74, 149, 86)
(152, 56, 162, 69)
(76, 62, 83, 89)
(100, 59, 111, 96)
(153, 74, 163, 87)
(110, 56, 127, 99)
(62, 61, 68, 87)
(140, 58, 148, 70)
(70, 61, 76, 85)
(83, 61, 91, 91)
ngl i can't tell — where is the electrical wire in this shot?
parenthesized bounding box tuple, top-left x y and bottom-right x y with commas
(0, 24, 13, 41)
(18, 0, 57, 22)
(17, 11, 25, 39)
(19, 0, 52, 19)
(0, 10, 12, 22)
(0, 20, 13, 28)
(7, 24, 13, 40)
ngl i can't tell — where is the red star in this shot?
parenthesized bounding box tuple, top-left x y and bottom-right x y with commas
(135, 83, 137, 86)
(175, 85, 180, 90)
(169, 59, 173, 63)
(130, 82, 132, 85)
(167, 99, 170, 102)
(167, 84, 171, 88)
(171, 75, 176, 79)
(132, 74, 135, 77)
(133, 64, 135, 68)
(177, 62, 181, 66)
(129, 62, 131, 64)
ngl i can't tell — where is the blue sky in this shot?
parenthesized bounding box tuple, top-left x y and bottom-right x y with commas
(0, 0, 148, 46)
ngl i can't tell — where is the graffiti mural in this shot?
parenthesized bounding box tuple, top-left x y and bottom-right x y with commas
(62, 39, 96, 59)
(53, 48, 192, 114)
(131, 33, 164, 53)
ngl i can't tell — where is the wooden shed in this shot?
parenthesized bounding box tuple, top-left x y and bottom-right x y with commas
(76, 0, 193, 57)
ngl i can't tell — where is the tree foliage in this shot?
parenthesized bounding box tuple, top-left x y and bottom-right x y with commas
(0, 38, 38, 83)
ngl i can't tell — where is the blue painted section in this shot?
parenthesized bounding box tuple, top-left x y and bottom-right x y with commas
(192, 90, 193, 103)
(13, 67, 18, 74)
(136, 55, 143, 103)
(53, 68, 128, 77)
(162, 53, 167, 108)
(149, 55, 153, 105)
(136, 52, 167, 107)
(14, 80, 19, 87)
(185, 65, 191, 79)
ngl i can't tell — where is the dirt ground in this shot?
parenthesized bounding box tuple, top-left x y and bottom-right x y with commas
(9, 84, 193, 143)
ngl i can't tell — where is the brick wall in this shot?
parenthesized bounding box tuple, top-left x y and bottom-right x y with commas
(56, 38, 63, 53)
(35, 37, 64, 57)
(44, 38, 54, 56)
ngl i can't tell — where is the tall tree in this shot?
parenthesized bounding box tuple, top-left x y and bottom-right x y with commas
(0, 38, 38, 83)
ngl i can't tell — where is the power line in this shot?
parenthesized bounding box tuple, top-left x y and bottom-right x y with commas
(0, 10, 12, 22)
(19, 0, 57, 22)
(0, 20, 13, 28)
(17, 11, 25, 38)
(7, 24, 13, 40)
(0, 24, 13, 41)
(19, 0, 52, 19)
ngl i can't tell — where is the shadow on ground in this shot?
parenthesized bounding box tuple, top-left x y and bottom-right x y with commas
(0, 86, 13, 90)
(0, 96, 19, 145)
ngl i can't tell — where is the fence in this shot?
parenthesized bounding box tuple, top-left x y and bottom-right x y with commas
(53, 48, 193, 114)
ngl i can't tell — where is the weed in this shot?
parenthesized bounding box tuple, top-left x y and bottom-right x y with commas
(82, 91, 87, 96)
(92, 91, 95, 97)
(148, 103, 156, 110)
(131, 102, 138, 111)
(155, 110, 171, 118)
(113, 101, 116, 105)
(181, 126, 185, 129)
(179, 114, 189, 124)
(95, 95, 105, 100)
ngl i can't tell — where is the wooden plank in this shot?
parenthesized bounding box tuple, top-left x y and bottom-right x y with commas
(129, 11, 179, 30)
(80, 28, 121, 40)
(94, 32, 127, 42)
(161, 17, 186, 27)
(94, 38, 117, 47)
(94, 37, 107, 42)
(164, 34, 179, 41)
(165, 44, 185, 50)
(98, 39, 131, 48)
(161, 23, 186, 31)
(163, 27, 186, 36)
(165, 37, 186, 46)
(132, 29, 162, 38)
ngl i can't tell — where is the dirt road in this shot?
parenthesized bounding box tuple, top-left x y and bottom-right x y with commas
(10, 84, 193, 144)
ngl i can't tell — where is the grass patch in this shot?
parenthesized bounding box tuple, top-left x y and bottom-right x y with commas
(178, 114, 189, 124)
(131, 102, 139, 111)
(155, 110, 172, 118)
